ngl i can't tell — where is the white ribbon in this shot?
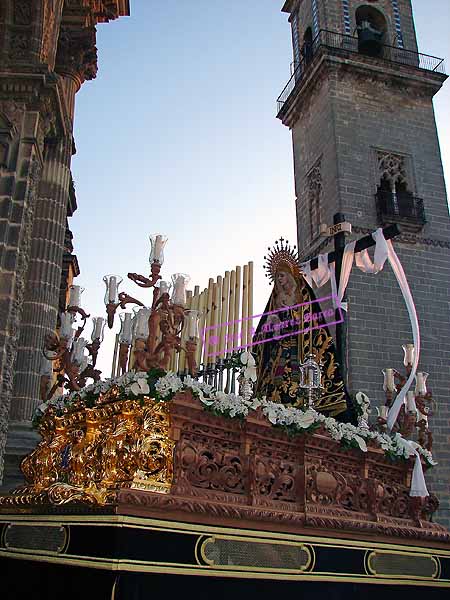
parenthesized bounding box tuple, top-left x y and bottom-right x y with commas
(411, 450, 429, 497)
(385, 239, 420, 432)
(394, 436, 429, 497)
(315, 254, 332, 287)
(300, 253, 331, 288)
(330, 240, 356, 311)
(355, 228, 389, 274)
(302, 242, 356, 311)
(339, 240, 356, 301)
(300, 261, 313, 288)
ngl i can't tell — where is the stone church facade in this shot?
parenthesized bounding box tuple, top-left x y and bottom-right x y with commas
(0, 0, 130, 488)
(278, 0, 450, 526)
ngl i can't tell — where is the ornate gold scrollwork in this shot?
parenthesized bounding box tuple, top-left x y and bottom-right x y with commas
(0, 398, 174, 508)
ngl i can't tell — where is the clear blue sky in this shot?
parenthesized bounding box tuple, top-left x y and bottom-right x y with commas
(70, 0, 450, 376)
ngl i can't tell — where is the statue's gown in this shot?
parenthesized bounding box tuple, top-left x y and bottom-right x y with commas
(253, 275, 355, 421)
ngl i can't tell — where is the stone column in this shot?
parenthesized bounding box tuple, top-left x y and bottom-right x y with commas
(0, 106, 43, 484)
(3, 38, 90, 488)
(10, 133, 72, 421)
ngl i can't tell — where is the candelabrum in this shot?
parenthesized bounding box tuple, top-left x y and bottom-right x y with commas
(42, 285, 105, 399)
(380, 344, 433, 450)
(42, 236, 202, 403)
(105, 235, 200, 378)
(299, 353, 323, 408)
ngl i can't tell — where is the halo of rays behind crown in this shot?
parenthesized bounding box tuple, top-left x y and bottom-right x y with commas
(263, 238, 301, 283)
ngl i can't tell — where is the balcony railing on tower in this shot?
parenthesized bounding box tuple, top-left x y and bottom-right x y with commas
(277, 29, 446, 115)
(375, 189, 426, 232)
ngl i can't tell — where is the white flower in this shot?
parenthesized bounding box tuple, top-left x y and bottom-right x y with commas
(240, 351, 255, 366)
(182, 375, 208, 401)
(129, 379, 150, 396)
(353, 435, 368, 452)
(249, 398, 262, 410)
(155, 372, 182, 398)
(295, 409, 316, 429)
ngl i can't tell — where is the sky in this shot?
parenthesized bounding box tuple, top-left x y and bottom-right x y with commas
(70, 0, 450, 377)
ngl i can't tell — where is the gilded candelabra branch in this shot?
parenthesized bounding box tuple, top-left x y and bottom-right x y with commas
(104, 234, 199, 376)
(41, 286, 105, 400)
(380, 345, 433, 451)
(106, 290, 145, 329)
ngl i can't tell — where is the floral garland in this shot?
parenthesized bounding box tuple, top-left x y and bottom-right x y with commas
(33, 370, 436, 468)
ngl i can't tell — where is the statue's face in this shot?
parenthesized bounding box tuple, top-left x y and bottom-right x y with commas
(275, 270, 289, 286)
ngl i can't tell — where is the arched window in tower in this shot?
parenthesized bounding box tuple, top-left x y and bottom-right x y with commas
(375, 151, 425, 230)
(307, 161, 322, 238)
(355, 5, 387, 57)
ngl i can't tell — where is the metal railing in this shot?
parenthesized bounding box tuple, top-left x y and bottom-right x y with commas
(277, 29, 446, 114)
(375, 190, 426, 229)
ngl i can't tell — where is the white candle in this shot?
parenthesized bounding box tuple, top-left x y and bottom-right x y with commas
(406, 391, 417, 413)
(71, 338, 88, 366)
(109, 276, 117, 303)
(149, 234, 167, 265)
(415, 372, 428, 396)
(402, 343, 415, 366)
(103, 275, 122, 306)
(91, 317, 105, 341)
(79, 356, 89, 373)
(133, 307, 151, 340)
(185, 310, 200, 339)
(60, 312, 74, 341)
(171, 273, 190, 306)
(379, 406, 388, 419)
(68, 285, 83, 308)
(159, 280, 171, 295)
(119, 313, 133, 344)
(154, 235, 163, 260)
(382, 368, 395, 392)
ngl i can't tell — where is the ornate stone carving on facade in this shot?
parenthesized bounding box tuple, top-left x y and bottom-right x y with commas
(307, 159, 322, 238)
(352, 226, 450, 250)
(13, 0, 33, 26)
(38, 95, 60, 144)
(0, 101, 25, 132)
(40, 0, 64, 67)
(377, 151, 408, 190)
(55, 26, 98, 84)
(8, 32, 30, 60)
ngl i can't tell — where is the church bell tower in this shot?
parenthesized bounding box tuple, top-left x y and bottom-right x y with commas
(277, 1, 450, 524)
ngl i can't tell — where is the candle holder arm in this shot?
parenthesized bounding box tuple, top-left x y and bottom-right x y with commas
(118, 292, 145, 309)
(86, 338, 101, 368)
(128, 271, 161, 288)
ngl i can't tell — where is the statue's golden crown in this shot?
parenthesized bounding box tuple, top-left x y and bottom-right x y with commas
(263, 238, 301, 282)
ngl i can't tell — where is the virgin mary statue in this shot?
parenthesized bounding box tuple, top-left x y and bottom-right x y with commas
(254, 239, 354, 420)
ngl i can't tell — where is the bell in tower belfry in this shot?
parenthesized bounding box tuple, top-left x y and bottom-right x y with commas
(355, 6, 385, 57)
(277, 0, 450, 528)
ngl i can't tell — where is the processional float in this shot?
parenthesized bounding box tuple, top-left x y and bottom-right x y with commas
(0, 230, 449, 598)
